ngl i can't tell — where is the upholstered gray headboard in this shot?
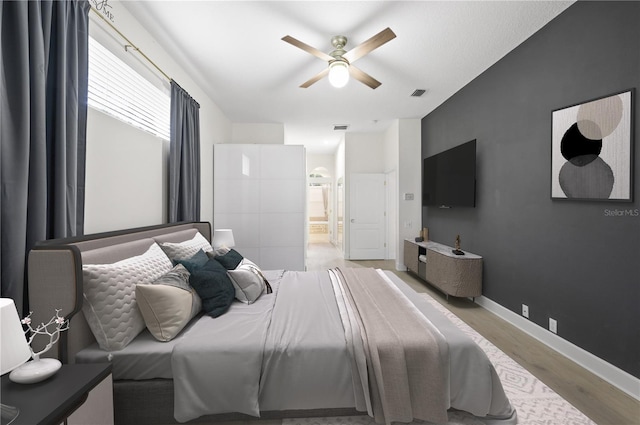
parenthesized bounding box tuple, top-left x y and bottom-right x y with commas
(27, 222, 211, 363)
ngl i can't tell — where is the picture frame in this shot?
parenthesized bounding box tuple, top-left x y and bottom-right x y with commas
(551, 89, 634, 202)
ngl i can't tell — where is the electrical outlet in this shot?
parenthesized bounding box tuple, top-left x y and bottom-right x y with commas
(522, 304, 529, 318)
(549, 318, 558, 334)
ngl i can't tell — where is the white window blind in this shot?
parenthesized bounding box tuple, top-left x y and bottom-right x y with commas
(88, 37, 170, 140)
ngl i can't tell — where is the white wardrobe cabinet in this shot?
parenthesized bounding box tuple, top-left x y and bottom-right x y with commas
(213, 144, 306, 270)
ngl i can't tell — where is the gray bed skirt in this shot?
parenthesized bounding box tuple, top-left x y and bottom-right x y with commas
(114, 379, 362, 425)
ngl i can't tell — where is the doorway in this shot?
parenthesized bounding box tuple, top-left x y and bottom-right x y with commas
(308, 181, 331, 243)
(308, 166, 333, 245)
(336, 177, 344, 253)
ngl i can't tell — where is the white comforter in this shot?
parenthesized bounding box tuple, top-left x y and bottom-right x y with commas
(171, 269, 354, 422)
(170, 268, 516, 424)
(171, 281, 278, 420)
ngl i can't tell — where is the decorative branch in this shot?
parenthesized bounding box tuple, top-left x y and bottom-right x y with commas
(21, 309, 69, 359)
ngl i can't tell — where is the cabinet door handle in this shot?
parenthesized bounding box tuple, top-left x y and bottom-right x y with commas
(351, 219, 355, 223)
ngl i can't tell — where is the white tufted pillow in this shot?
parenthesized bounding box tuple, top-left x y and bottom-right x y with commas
(159, 232, 213, 261)
(82, 243, 173, 351)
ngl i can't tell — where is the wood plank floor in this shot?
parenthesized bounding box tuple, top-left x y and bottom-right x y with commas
(306, 243, 640, 425)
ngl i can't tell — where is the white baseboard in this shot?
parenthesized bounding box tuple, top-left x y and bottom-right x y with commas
(476, 295, 640, 401)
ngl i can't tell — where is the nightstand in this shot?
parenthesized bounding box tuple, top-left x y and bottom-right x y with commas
(1, 362, 113, 425)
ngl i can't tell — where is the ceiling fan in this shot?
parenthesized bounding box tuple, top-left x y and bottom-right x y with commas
(282, 27, 396, 89)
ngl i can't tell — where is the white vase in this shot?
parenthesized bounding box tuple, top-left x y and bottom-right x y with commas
(9, 355, 61, 384)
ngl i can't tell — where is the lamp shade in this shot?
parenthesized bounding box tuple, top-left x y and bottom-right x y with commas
(1, 299, 31, 375)
(212, 229, 235, 249)
(328, 60, 349, 88)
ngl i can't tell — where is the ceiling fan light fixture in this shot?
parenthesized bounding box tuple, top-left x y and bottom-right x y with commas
(328, 59, 350, 88)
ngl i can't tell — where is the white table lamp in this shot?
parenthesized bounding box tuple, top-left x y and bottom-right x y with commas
(213, 229, 235, 250)
(1, 298, 32, 424)
(1, 299, 31, 375)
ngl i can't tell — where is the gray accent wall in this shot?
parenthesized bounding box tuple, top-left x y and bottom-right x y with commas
(421, 1, 639, 378)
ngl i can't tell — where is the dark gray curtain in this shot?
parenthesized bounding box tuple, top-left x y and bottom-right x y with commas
(0, 0, 90, 313)
(169, 80, 201, 222)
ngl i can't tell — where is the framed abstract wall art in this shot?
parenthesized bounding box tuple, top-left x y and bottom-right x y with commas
(551, 89, 633, 201)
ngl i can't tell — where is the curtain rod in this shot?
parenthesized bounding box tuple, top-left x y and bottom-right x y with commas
(90, 7, 171, 82)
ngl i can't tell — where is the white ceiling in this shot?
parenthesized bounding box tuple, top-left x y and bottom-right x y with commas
(123, 1, 574, 154)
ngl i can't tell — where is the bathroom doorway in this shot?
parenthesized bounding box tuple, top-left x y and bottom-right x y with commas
(308, 180, 331, 244)
(308, 167, 332, 245)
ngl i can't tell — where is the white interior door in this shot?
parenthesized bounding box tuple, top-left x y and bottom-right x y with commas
(349, 173, 386, 259)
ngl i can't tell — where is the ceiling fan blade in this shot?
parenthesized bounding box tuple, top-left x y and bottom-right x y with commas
(343, 27, 396, 63)
(300, 68, 329, 88)
(282, 35, 334, 62)
(349, 65, 381, 89)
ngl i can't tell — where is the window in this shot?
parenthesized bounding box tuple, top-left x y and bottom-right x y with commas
(88, 37, 170, 140)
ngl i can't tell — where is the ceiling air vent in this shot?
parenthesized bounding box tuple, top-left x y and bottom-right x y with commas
(410, 89, 427, 97)
(333, 125, 349, 131)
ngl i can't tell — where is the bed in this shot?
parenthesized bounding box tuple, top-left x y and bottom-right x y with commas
(27, 222, 517, 425)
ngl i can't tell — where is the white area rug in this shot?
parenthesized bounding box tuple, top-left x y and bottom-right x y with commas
(284, 293, 595, 425)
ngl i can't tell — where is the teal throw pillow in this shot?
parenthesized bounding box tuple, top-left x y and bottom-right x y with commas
(176, 249, 209, 273)
(189, 258, 235, 317)
(213, 249, 244, 270)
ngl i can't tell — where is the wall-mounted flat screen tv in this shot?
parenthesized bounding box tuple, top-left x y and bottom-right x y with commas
(422, 139, 476, 207)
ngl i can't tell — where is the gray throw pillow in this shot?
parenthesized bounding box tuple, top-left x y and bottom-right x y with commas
(159, 232, 213, 261)
(228, 264, 265, 304)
